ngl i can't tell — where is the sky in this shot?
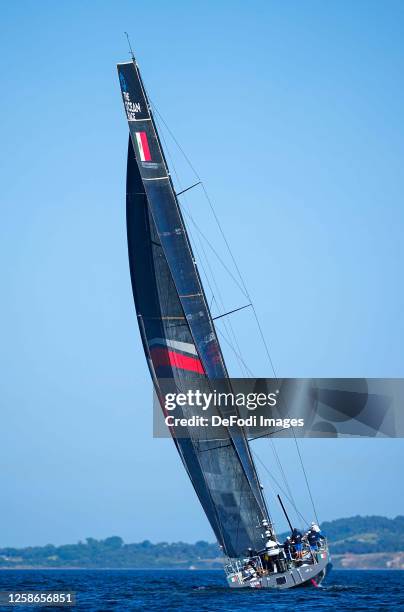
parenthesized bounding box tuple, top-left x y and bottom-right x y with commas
(1, 0, 403, 547)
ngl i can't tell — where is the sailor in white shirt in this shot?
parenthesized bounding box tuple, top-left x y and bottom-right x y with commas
(264, 536, 280, 573)
(265, 538, 280, 556)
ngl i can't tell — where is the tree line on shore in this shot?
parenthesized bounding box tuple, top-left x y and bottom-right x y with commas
(1, 516, 403, 568)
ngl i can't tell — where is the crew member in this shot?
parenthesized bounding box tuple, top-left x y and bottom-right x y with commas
(291, 528, 303, 559)
(264, 536, 280, 572)
(307, 529, 319, 560)
(242, 561, 257, 582)
(283, 536, 292, 562)
(247, 547, 258, 559)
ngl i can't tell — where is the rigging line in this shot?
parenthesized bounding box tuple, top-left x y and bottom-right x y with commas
(293, 435, 320, 525)
(274, 391, 320, 525)
(253, 451, 309, 528)
(188, 206, 316, 525)
(270, 439, 299, 520)
(145, 91, 237, 383)
(151, 99, 319, 523)
(149, 101, 202, 180)
(202, 187, 319, 522)
(150, 101, 276, 374)
(160, 154, 242, 377)
(269, 436, 296, 508)
(209, 297, 252, 378)
(174, 199, 251, 378)
(195, 217, 318, 521)
(184, 213, 244, 375)
(197, 252, 249, 378)
(211, 297, 250, 378)
(150, 97, 258, 376)
(151, 96, 250, 306)
(268, 437, 303, 531)
(153, 109, 246, 354)
(179, 206, 249, 299)
(154, 112, 249, 378)
(149, 103, 255, 300)
(177, 204, 251, 378)
(151, 102, 276, 377)
(216, 327, 255, 378)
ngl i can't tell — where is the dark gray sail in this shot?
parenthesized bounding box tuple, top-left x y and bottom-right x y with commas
(119, 59, 269, 557)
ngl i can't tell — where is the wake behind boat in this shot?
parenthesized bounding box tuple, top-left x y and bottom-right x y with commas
(117, 45, 331, 590)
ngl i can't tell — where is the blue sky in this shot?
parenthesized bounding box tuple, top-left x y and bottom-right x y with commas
(1, 0, 403, 547)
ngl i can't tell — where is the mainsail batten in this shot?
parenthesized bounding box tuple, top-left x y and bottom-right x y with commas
(120, 61, 270, 556)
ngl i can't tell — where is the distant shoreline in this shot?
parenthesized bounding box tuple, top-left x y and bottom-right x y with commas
(2, 517, 403, 571)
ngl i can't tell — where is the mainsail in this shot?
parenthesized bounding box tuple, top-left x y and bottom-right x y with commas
(118, 59, 270, 557)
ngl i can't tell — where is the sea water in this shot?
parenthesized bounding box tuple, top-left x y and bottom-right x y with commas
(0, 569, 402, 611)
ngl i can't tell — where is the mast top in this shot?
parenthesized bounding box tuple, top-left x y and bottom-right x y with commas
(124, 32, 135, 62)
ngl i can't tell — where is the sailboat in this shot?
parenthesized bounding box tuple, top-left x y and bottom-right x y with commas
(117, 49, 331, 589)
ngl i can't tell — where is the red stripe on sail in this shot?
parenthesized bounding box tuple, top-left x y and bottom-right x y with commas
(150, 347, 204, 374)
(139, 131, 151, 161)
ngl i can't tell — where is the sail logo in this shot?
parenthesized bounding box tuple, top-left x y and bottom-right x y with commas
(134, 131, 152, 162)
(123, 91, 142, 121)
